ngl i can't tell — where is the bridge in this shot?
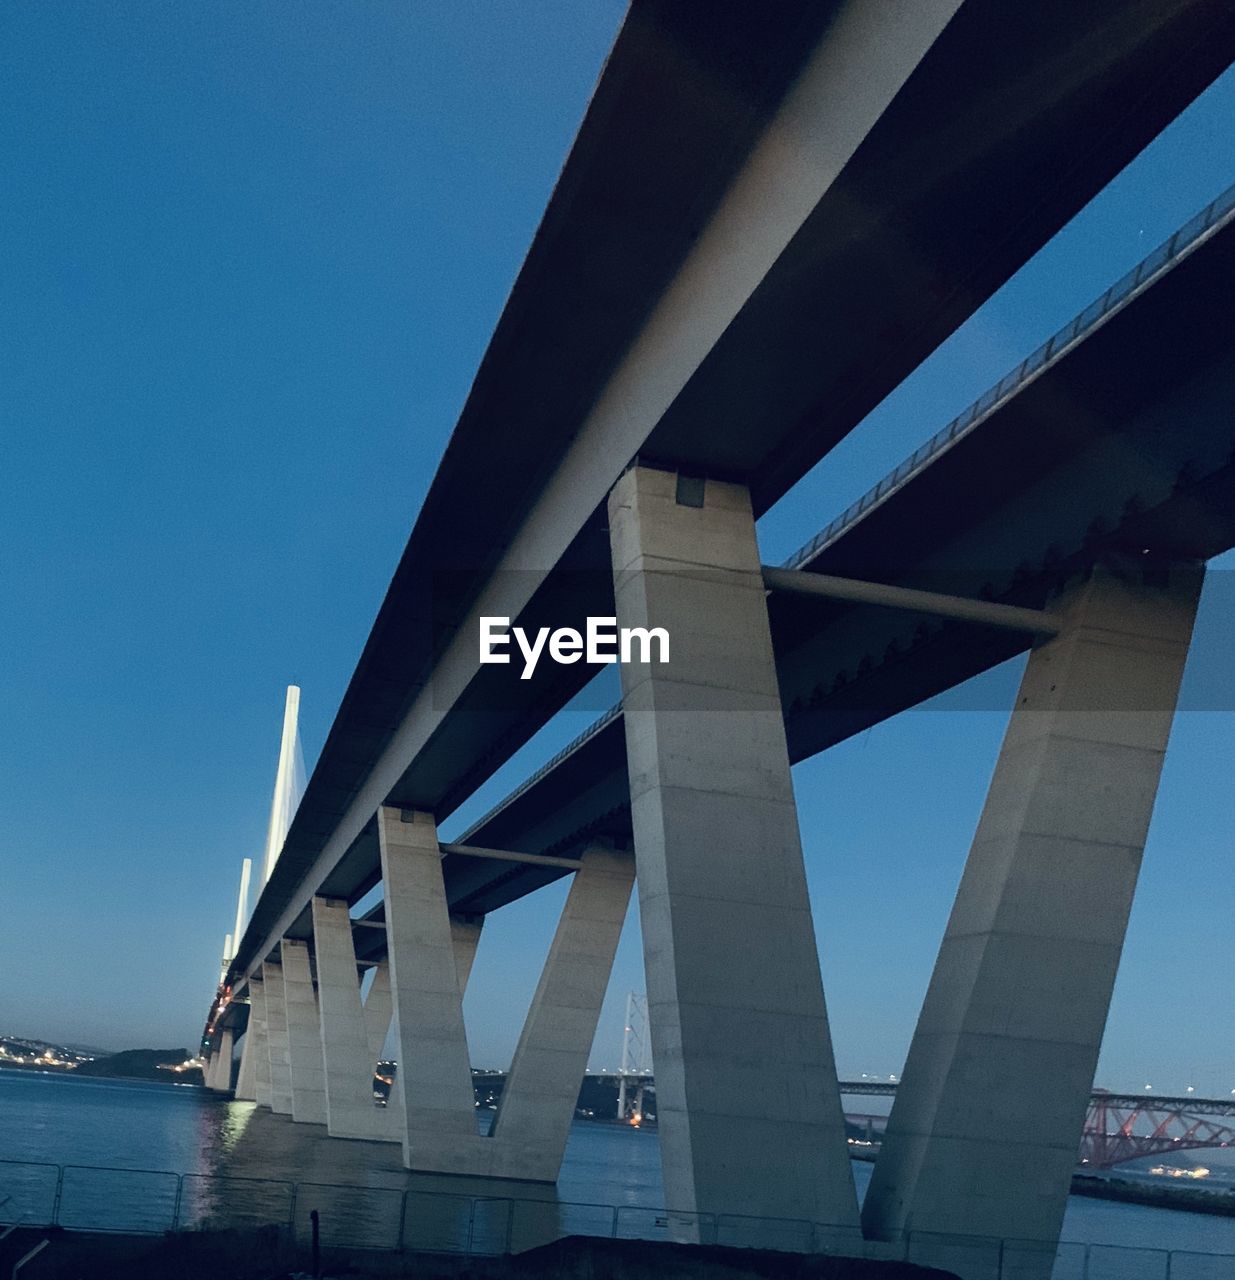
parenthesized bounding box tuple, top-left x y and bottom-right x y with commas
(197, 3, 1235, 1276)
(453, 1074, 1235, 1173)
(841, 1084, 1235, 1171)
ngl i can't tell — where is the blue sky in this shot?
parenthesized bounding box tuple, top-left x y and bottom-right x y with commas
(1, 4, 1231, 1094)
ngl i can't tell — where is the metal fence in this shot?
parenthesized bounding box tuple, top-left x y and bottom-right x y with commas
(1, 1157, 1231, 1278)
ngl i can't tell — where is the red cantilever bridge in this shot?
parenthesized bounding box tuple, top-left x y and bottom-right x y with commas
(839, 1083, 1235, 1171)
(1081, 1090, 1235, 1169)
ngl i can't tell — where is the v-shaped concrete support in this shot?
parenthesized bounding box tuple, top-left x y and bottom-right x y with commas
(376, 806, 631, 1180)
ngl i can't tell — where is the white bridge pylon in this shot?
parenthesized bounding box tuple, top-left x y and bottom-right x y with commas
(262, 684, 305, 887)
(219, 685, 305, 980)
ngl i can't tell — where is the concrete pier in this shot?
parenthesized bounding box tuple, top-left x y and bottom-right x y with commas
(282, 937, 328, 1125)
(490, 846, 634, 1181)
(376, 807, 632, 1180)
(607, 464, 859, 1229)
(206, 1028, 233, 1092)
(250, 976, 272, 1108)
(234, 1018, 257, 1101)
(862, 561, 1204, 1265)
(377, 806, 478, 1170)
(363, 960, 393, 1064)
(262, 960, 293, 1115)
(311, 896, 399, 1142)
(450, 916, 483, 994)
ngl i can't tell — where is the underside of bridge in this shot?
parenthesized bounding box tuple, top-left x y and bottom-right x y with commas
(200, 3, 1235, 1276)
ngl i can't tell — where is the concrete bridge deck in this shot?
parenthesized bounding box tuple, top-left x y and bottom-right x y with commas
(307, 170, 1235, 939)
(203, 5, 1235, 1270)
(224, 0, 1235, 988)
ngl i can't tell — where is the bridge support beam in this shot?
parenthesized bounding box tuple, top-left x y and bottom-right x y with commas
(607, 464, 859, 1232)
(233, 1029, 255, 1101)
(262, 961, 293, 1115)
(378, 806, 626, 1180)
(249, 976, 272, 1108)
(311, 897, 399, 1142)
(241, 983, 266, 1105)
(862, 561, 1203, 1267)
(206, 1029, 233, 1092)
(364, 961, 392, 1060)
(282, 938, 328, 1125)
(378, 806, 479, 1169)
(489, 846, 634, 1180)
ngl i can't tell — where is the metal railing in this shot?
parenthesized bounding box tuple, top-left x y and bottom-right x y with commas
(1, 1157, 1231, 1277)
(783, 177, 1235, 573)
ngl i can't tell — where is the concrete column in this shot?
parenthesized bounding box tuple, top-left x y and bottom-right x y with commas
(863, 561, 1203, 1263)
(311, 897, 399, 1142)
(363, 961, 393, 1065)
(363, 960, 405, 1127)
(250, 977, 272, 1108)
(450, 916, 483, 994)
(608, 464, 859, 1228)
(235, 1015, 257, 1101)
(263, 961, 293, 1115)
(377, 806, 478, 1169)
(282, 938, 328, 1125)
(490, 847, 634, 1181)
(361, 920, 477, 1130)
(208, 1027, 234, 1094)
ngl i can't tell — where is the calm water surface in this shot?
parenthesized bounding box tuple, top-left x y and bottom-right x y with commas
(2, 1069, 1233, 1256)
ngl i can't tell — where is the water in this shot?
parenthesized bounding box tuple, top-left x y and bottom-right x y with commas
(3, 1068, 1234, 1257)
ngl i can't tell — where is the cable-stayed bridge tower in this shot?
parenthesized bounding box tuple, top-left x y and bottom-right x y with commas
(204, 686, 305, 1091)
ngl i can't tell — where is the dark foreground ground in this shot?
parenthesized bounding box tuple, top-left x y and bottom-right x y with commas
(1, 1228, 957, 1280)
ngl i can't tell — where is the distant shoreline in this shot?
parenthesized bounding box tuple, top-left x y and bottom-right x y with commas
(0, 1052, 203, 1087)
(1072, 1173, 1235, 1218)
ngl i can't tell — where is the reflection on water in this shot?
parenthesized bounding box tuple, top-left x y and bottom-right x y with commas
(3, 1069, 1234, 1256)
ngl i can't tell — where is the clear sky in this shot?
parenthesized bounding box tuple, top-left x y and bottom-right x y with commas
(1, 4, 1231, 1093)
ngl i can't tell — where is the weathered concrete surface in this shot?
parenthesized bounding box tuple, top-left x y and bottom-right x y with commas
(864, 561, 1204, 1262)
(490, 847, 634, 1181)
(281, 939, 328, 1125)
(249, 976, 271, 1108)
(261, 961, 292, 1114)
(364, 960, 393, 1062)
(608, 464, 858, 1228)
(233, 1015, 257, 1101)
(206, 1028, 233, 1093)
(377, 807, 635, 1181)
(311, 895, 400, 1142)
(377, 806, 479, 1170)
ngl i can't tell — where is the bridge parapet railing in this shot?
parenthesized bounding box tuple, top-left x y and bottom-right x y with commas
(781, 170, 1235, 575)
